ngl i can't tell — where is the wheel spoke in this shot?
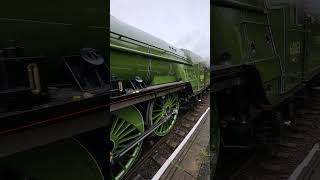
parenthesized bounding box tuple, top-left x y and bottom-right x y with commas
(116, 144, 127, 150)
(117, 127, 136, 140)
(113, 119, 125, 136)
(117, 161, 127, 169)
(111, 106, 144, 180)
(151, 94, 179, 136)
(159, 125, 164, 133)
(164, 122, 169, 131)
(152, 109, 163, 112)
(154, 116, 162, 124)
(114, 123, 131, 138)
(118, 133, 140, 144)
(124, 154, 134, 158)
(152, 112, 163, 120)
(111, 116, 120, 135)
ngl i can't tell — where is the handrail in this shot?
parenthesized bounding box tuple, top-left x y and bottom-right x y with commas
(110, 31, 187, 60)
(110, 44, 192, 65)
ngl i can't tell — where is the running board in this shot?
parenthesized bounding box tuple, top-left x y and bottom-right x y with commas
(110, 81, 187, 111)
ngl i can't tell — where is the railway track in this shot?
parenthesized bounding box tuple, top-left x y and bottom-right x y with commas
(217, 87, 320, 180)
(123, 95, 210, 180)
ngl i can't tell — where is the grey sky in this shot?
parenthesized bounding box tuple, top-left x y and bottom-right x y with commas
(110, 0, 210, 62)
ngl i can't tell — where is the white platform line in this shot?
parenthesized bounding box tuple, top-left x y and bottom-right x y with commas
(288, 143, 320, 180)
(151, 107, 210, 180)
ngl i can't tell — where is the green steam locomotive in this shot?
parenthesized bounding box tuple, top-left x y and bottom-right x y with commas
(0, 4, 210, 179)
(212, 0, 320, 176)
(110, 16, 210, 179)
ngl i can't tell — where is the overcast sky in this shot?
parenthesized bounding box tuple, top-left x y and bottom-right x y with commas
(110, 0, 210, 62)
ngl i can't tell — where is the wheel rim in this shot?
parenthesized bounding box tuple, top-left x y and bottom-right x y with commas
(110, 106, 144, 180)
(150, 94, 179, 136)
(0, 139, 103, 180)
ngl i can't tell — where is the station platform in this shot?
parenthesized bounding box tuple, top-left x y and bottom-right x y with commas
(289, 143, 320, 180)
(153, 109, 210, 180)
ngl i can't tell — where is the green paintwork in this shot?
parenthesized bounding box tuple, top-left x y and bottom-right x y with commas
(268, 4, 304, 93)
(304, 14, 320, 79)
(110, 16, 190, 87)
(110, 16, 210, 93)
(0, 139, 103, 180)
(0, 1, 107, 178)
(0, 0, 107, 84)
(203, 64, 210, 87)
(211, 1, 292, 103)
(211, 0, 320, 177)
(181, 49, 210, 93)
(213, 0, 320, 104)
(150, 94, 179, 136)
(110, 106, 144, 180)
(109, 15, 210, 179)
(213, 0, 281, 103)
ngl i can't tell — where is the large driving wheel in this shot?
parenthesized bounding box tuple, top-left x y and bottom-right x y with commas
(110, 106, 144, 180)
(148, 94, 179, 136)
(0, 139, 103, 180)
